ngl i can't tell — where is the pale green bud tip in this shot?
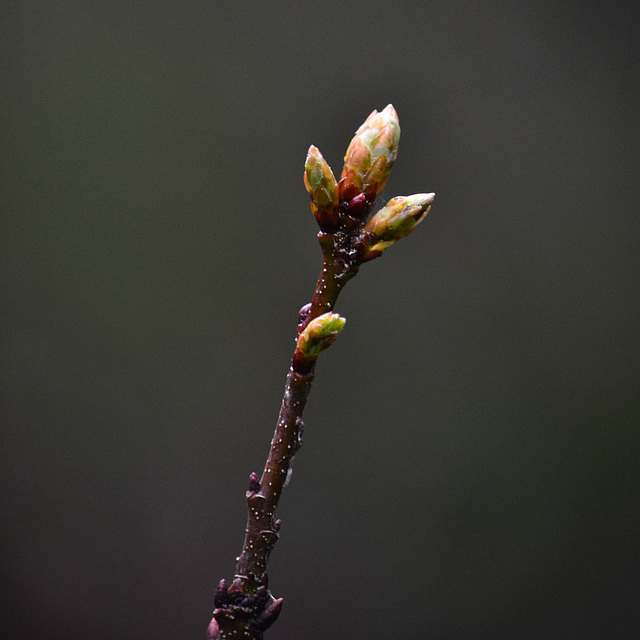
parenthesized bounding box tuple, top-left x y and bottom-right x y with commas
(304, 146, 324, 187)
(364, 193, 435, 256)
(296, 312, 346, 359)
(304, 145, 339, 227)
(304, 146, 335, 192)
(402, 192, 436, 212)
(355, 105, 400, 149)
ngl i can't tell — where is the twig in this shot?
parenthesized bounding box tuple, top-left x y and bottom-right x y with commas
(208, 105, 434, 639)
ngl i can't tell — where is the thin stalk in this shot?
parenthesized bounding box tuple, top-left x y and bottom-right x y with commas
(209, 104, 433, 640)
(235, 230, 360, 584)
(211, 233, 360, 640)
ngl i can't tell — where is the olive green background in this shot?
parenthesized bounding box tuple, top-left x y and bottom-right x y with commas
(2, 2, 639, 639)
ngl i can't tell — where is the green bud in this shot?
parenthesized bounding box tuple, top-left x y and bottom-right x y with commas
(339, 104, 401, 204)
(296, 312, 346, 360)
(303, 146, 339, 228)
(363, 193, 435, 259)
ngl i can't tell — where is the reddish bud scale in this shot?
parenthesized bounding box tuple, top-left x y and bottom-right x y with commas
(338, 174, 363, 204)
(346, 192, 369, 218)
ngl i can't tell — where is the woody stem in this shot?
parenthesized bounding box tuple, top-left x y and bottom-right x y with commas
(233, 229, 361, 588)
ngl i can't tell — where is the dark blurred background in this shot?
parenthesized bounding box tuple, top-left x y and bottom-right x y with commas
(2, 2, 639, 639)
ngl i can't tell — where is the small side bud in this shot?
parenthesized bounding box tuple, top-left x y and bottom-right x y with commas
(362, 193, 435, 260)
(254, 597, 284, 631)
(297, 302, 312, 330)
(207, 617, 219, 640)
(339, 104, 401, 207)
(247, 472, 260, 493)
(214, 579, 228, 607)
(304, 145, 339, 229)
(296, 312, 346, 361)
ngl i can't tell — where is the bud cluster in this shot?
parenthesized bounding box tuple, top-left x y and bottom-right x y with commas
(303, 104, 401, 229)
(302, 104, 434, 254)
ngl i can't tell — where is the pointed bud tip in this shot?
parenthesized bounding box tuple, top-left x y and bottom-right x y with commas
(254, 597, 284, 632)
(262, 598, 284, 624)
(407, 192, 435, 206)
(305, 144, 320, 159)
(315, 311, 346, 333)
(207, 617, 219, 640)
(382, 103, 398, 118)
(304, 146, 339, 228)
(214, 578, 228, 607)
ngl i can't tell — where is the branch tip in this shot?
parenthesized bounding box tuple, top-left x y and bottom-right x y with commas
(211, 104, 434, 638)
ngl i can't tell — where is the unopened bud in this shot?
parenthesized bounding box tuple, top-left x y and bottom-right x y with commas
(206, 617, 219, 640)
(296, 312, 346, 361)
(339, 104, 400, 206)
(254, 597, 284, 632)
(304, 146, 339, 228)
(363, 193, 435, 259)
